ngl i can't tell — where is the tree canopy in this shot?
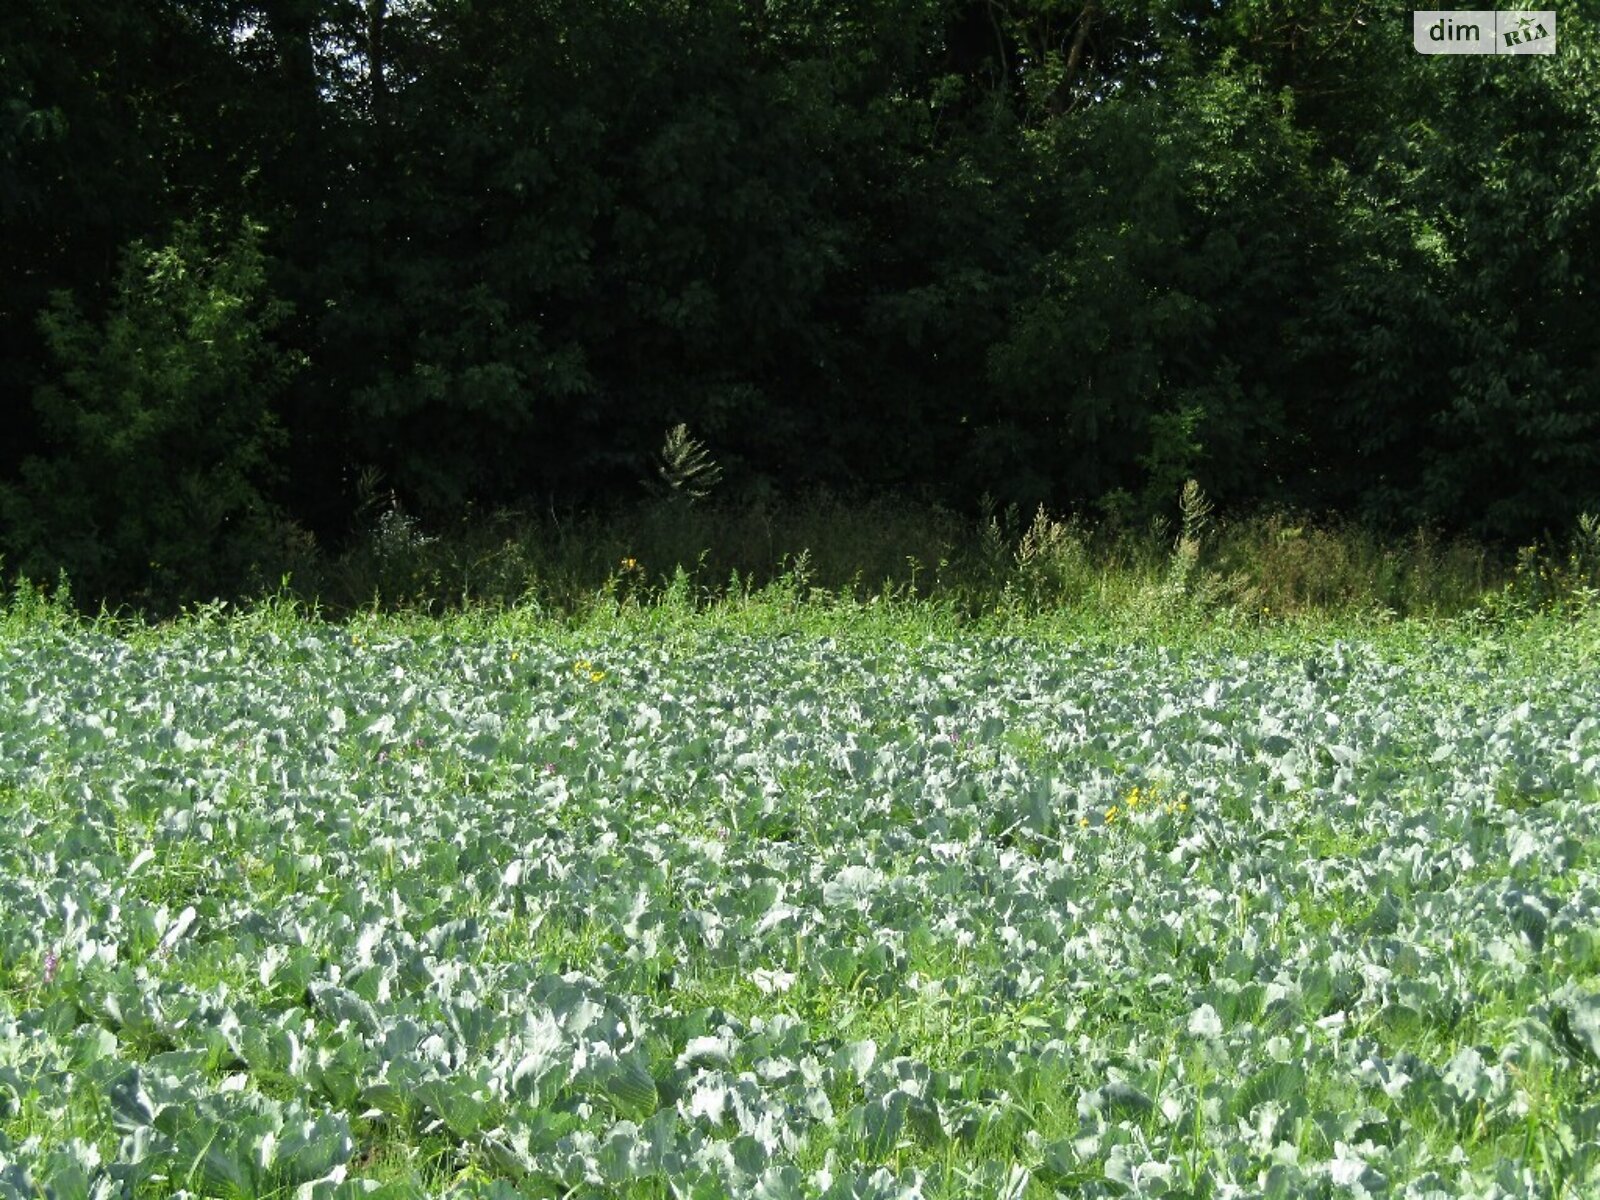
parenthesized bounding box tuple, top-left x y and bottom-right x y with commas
(3, 0, 1597, 600)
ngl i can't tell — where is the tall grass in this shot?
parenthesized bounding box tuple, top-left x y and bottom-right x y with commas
(8, 488, 1600, 629)
(266, 488, 1599, 625)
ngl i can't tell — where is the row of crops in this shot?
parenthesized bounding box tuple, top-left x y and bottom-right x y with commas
(2, 620, 1599, 1197)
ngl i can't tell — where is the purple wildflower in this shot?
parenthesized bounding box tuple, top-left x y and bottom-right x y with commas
(42, 950, 58, 984)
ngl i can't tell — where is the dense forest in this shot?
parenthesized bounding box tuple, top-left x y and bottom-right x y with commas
(2, 0, 1598, 604)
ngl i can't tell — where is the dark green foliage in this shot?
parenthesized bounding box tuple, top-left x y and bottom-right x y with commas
(1273, 1, 1600, 539)
(1, 220, 297, 602)
(1, 0, 1598, 608)
(984, 53, 1316, 512)
(0, 0, 248, 479)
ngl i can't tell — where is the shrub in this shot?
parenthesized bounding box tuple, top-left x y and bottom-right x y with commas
(0, 218, 298, 606)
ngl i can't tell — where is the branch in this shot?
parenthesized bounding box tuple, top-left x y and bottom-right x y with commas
(1060, 0, 1097, 107)
(983, 0, 1012, 92)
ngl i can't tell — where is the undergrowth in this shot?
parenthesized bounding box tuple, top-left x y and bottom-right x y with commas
(4, 486, 1599, 640)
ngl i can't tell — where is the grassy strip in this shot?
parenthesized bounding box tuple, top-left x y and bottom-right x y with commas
(7, 492, 1600, 625)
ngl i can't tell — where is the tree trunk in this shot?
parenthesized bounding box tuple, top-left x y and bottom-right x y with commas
(1056, 0, 1096, 115)
(366, 0, 388, 126)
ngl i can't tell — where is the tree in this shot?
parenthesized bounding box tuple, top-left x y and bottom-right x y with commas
(1, 219, 298, 602)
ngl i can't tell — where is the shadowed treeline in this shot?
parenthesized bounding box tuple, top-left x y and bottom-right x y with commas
(1, 1, 1597, 608)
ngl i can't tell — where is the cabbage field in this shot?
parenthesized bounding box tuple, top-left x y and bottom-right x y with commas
(3, 617, 1600, 1199)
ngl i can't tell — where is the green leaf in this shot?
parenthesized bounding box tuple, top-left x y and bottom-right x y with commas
(1079, 1081, 1154, 1123)
(607, 1049, 660, 1120)
(1558, 994, 1600, 1065)
(1233, 1063, 1305, 1117)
